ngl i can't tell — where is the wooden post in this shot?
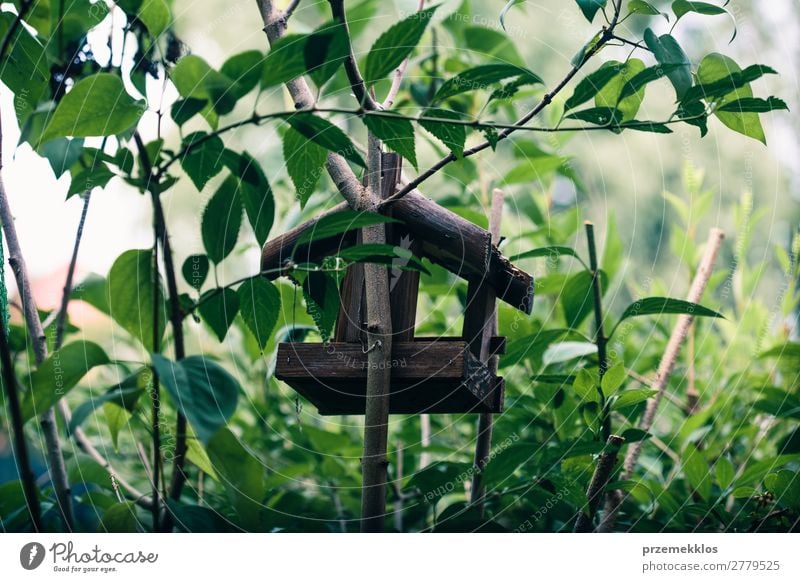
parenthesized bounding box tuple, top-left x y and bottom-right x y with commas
(468, 189, 504, 514)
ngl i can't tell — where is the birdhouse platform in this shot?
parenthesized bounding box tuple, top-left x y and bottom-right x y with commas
(262, 154, 534, 416)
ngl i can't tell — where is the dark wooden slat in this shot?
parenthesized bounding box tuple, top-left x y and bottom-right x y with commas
(275, 341, 503, 415)
(277, 341, 467, 380)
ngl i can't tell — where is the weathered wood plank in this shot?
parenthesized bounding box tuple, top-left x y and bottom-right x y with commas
(275, 340, 503, 415)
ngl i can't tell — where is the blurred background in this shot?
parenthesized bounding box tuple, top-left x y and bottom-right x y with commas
(1, 0, 797, 329)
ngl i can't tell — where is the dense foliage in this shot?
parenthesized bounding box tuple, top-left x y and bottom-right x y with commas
(0, 0, 796, 533)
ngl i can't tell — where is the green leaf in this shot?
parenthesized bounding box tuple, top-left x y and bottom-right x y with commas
(716, 457, 735, 490)
(418, 108, 467, 158)
(683, 444, 712, 500)
(363, 115, 417, 168)
(643, 29, 692, 99)
(220, 50, 265, 98)
(68, 371, 146, 434)
(286, 113, 365, 167)
(616, 297, 724, 329)
(237, 277, 281, 350)
(672, 1, 735, 41)
(21, 341, 110, 422)
(628, 0, 665, 18)
(42, 74, 145, 142)
(717, 97, 788, 114)
(565, 107, 621, 126)
(336, 244, 430, 274)
(223, 151, 274, 246)
(180, 132, 226, 191)
(612, 388, 657, 410)
(306, 21, 349, 88)
(202, 175, 243, 263)
(294, 210, 398, 249)
(261, 33, 309, 88)
(282, 127, 327, 208)
(108, 249, 166, 351)
(618, 63, 682, 100)
(575, 0, 607, 22)
(433, 64, 543, 103)
(510, 245, 584, 263)
(138, 0, 171, 38)
(100, 502, 141, 533)
(363, 6, 438, 85)
(624, 121, 673, 134)
(573, 368, 600, 403)
(152, 355, 240, 444)
(182, 255, 210, 291)
(543, 341, 597, 366)
(67, 163, 115, 198)
(564, 65, 622, 112)
(0, 12, 49, 123)
(681, 64, 777, 104)
(561, 269, 607, 328)
(199, 288, 240, 341)
(171, 98, 208, 127)
(206, 428, 264, 530)
(300, 271, 340, 342)
(601, 362, 626, 396)
(620, 428, 651, 443)
(171, 55, 232, 127)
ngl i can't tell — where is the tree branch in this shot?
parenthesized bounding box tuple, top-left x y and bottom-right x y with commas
(328, 0, 378, 110)
(382, 2, 625, 206)
(256, 0, 364, 209)
(0, 113, 75, 531)
(0, 309, 42, 531)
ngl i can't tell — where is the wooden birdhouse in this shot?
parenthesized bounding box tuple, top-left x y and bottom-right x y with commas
(261, 154, 534, 416)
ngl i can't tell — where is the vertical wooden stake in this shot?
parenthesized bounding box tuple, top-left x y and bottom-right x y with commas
(470, 188, 504, 515)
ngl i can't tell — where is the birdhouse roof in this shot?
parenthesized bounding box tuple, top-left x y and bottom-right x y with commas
(261, 190, 534, 314)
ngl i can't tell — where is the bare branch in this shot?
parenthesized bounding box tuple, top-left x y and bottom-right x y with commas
(328, 0, 378, 110)
(598, 228, 725, 532)
(257, 0, 365, 209)
(0, 113, 75, 531)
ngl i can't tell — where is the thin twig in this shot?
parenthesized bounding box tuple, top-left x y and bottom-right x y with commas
(382, 1, 626, 206)
(328, 0, 378, 111)
(598, 228, 725, 532)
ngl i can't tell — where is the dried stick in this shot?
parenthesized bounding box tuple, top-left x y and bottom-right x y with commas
(574, 435, 624, 532)
(470, 188, 504, 515)
(0, 114, 75, 531)
(598, 228, 725, 532)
